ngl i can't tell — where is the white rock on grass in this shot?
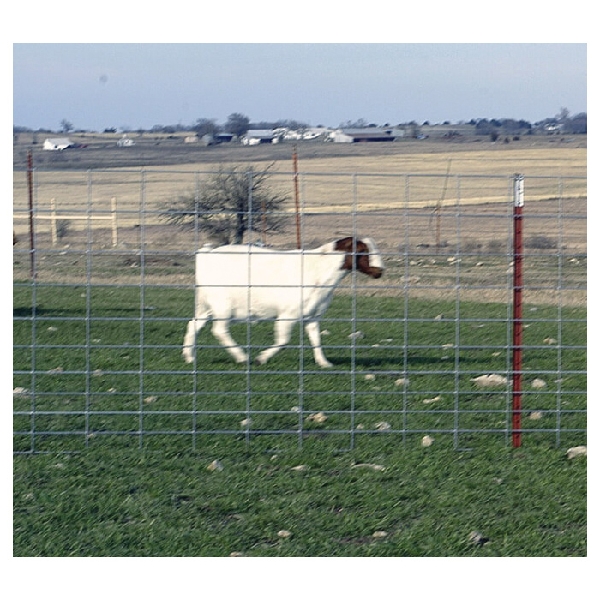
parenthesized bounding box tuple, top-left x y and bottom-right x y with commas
(421, 435, 435, 447)
(351, 462, 386, 472)
(531, 378, 547, 389)
(566, 446, 587, 459)
(423, 395, 442, 405)
(471, 374, 508, 387)
(468, 531, 489, 545)
(207, 459, 224, 472)
(348, 331, 365, 340)
(374, 421, 391, 431)
(372, 530, 388, 539)
(307, 411, 327, 423)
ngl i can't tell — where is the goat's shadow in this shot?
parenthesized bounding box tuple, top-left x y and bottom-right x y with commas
(327, 354, 481, 368)
(196, 352, 481, 370)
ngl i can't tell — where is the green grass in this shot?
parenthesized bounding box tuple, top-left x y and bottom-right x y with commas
(13, 282, 587, 556)
(13, 441, 586, 556)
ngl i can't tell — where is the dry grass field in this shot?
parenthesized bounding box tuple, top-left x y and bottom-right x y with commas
(13, 135, 586, 305)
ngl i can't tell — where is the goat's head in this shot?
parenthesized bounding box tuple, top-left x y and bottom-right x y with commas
(334, 236, 384, 279)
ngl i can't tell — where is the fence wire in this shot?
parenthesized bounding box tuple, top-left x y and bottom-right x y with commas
(13, 168, 587, 453)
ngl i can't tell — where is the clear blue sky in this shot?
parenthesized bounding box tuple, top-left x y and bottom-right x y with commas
(13, 43, 586, 132)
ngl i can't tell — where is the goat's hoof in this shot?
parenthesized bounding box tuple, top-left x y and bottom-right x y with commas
(183, 354, 194, 364)
(319, 362, 334, 369)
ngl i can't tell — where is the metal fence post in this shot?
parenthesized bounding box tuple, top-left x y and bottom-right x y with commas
(512, 174, 524, 448)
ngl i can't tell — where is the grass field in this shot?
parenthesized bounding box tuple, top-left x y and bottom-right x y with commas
(13, 439, 587, 557)
(13, 283, 587, 556)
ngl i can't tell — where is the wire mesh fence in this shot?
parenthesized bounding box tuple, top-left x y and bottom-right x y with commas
(13, 167, 587, 453)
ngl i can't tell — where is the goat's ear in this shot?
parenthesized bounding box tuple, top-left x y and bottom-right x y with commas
(334, 237, 354, 252)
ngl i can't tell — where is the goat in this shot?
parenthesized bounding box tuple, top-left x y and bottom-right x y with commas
(183, 237, 384, 368)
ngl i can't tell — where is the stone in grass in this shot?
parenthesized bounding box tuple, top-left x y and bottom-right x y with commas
(566, 446, 587, 459)
(423, 395, 442, 405)
(471, 374, 508, 387)
(375, 421, 391, 431)
(421, 435, 435, 447)
(351, 462, 386, 472)
(531, 378, 547, 389)
(468, 531, 490, 546)
(372, 530, 388, 539)
(207, 459, 224, 472)
(278, 530, 292, 539)
(307, 411, 327, 424)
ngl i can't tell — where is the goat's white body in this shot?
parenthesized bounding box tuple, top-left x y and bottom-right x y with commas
(183, 239, 382, 367)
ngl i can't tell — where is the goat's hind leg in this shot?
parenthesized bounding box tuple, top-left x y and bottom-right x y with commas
(212, 319, 248, 364)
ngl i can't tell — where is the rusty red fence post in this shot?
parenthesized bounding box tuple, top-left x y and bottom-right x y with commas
(292, 145, 301, 249)
(27, 150, 36, 280)
(512, 174, 524, 447)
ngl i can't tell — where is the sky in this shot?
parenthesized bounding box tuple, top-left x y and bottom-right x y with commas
(12, 43, 587, 132)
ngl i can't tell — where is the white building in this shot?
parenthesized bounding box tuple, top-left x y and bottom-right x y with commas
(242, 130, 280, 145)
(43, 137, 71, 150)
(330, 128, 405, 143)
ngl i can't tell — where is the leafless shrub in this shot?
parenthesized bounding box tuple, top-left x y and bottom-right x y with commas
(525, 235, 558, 250)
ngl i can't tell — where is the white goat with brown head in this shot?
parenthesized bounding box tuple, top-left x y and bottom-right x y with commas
(183, 237, 384, 368)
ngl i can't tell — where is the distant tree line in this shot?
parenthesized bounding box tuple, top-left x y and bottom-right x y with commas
(13, 109, 586, 136)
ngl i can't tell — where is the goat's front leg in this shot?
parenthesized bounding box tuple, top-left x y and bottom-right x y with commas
(305, 320, 333, 368)
(212, 319, 248, 364)
(256, 318, 294, 365)
(183, 316, 209, 363)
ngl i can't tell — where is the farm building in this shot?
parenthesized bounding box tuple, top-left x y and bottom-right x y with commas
(214, 132, 235, 143)
(43, 138, 72, 151)
(242, 130, 281, 145)
(117, 136, 135, 147)
(330, 128, 405, 143)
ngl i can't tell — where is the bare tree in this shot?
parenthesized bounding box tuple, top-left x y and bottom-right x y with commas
(161, 163, 289, 245)
(224, 113, 250, 138)
(194, 118, 219, 137)
(60, 119, 73, 133)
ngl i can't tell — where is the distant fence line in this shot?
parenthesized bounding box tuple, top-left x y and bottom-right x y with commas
(13, 196, 119, 247)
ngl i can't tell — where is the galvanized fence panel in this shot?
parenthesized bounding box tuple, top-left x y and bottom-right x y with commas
(13, 168, 587, 453)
